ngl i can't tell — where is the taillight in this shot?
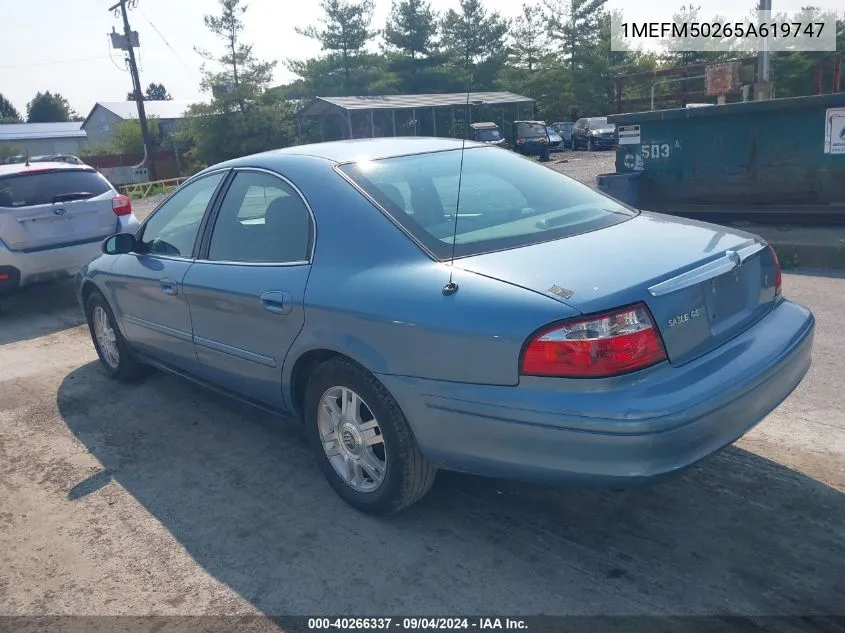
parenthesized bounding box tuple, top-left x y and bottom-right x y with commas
(520, 303, 667, 378)
(768, 244, 782, 295)
(112, 194, 132, 216)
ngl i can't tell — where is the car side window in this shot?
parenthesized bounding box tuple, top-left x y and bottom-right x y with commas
(207, 171, 312, 264)
(138, 173, 225, 258)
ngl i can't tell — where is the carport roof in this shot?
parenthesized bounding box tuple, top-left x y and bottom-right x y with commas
(297, 91, 534, 117)
(0, 122, 86, 141)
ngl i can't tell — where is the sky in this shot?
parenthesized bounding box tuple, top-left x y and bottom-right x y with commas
(1, 0, 840, 119)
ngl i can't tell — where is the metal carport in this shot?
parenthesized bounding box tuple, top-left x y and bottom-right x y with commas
(294, 92, 536, 143)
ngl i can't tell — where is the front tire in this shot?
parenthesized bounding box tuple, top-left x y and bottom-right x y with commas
(85, 290, 148, 382)
(304, 357, 436, 515)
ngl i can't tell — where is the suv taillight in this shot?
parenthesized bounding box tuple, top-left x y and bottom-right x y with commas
(520, 303, 667, 378)
(112, 194, 132, 216)
(768, 244, 782, 295)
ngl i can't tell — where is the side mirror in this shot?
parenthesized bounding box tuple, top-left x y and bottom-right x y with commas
(103, 232, 136, 255)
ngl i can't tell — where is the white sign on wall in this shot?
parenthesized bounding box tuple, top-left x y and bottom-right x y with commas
(823, 107, 845, 154)
(617, 124, 641, 145)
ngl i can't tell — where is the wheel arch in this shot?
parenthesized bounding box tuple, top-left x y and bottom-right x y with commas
(284, 343, 388, 421)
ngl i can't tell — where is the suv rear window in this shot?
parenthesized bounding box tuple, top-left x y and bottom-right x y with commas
(339, 146, 636, 259)
(516, 122, 546, 137)
(0, 169, 112, 208)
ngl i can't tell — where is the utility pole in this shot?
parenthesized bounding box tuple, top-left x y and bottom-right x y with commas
(109, 0, 157, 180)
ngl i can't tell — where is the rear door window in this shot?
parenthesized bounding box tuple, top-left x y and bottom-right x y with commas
(0, 169, 112, 208)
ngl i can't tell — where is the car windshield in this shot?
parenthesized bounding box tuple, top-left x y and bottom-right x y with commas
(476, 129, 501, 141)
(0, 169, 112, 208)
(589, 118, 614, 130)
(339, 147, 636, 260)
(516, 122, 546, 137)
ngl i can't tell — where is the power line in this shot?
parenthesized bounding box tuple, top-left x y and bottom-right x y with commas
(138, 6, 191, 69)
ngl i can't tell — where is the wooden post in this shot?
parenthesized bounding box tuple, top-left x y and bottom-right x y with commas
(392, 110, 397, 136)
(432, 107, 437, 136)
(412, 108, 417, 135)
(370, 110, 375, 137)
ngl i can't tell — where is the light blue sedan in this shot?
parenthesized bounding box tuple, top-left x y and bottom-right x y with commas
(76, 138, 815, 515)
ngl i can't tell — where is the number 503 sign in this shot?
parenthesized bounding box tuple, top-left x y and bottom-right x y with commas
(641, 143, 671, 159)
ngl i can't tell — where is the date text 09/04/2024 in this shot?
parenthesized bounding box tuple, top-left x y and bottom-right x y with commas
(307, 618, 528, 630)
(621, 21, 825, 39)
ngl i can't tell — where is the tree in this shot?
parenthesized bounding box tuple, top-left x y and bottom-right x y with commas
(441, 0, 509, 73)
(196, 0, 277, 113)
(26, 91, 75, 123)
(112, 117, 161, 154)
(296, 0, 377, 95)
(127, 83, 174, 101)
(384, 0, 439, 90)
(182, 0, 294, 168)
(509, 3, 547, 72)
(0, 93, 21, 123)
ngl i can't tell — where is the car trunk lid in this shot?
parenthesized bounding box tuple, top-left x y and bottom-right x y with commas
(455, 212, 780, 366)
(0, 168, 117, 252)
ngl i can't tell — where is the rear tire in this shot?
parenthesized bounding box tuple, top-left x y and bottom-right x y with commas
(85, 290, 149, 382)
(304, 357, 436, 515)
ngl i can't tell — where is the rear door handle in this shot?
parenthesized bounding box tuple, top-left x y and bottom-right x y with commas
(159, 277, 178, 296)
(260, 291, 292, 315)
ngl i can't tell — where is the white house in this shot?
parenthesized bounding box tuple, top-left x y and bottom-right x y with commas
(81, 100, 194, 148)
(0, 122, 88, 157)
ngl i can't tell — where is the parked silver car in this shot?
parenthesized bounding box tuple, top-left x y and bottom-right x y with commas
(0, 161, 139, 309)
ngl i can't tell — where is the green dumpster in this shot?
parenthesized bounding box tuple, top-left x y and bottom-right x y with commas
(607, 93, 845, 210)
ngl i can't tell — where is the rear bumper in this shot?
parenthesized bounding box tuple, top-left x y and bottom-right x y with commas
(0, 214, 137, 296)
(378, 298, 814, 485)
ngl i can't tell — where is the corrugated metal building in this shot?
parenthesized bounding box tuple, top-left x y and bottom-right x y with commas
(0, 122, 88, 157)
(295, 91, 536, 142)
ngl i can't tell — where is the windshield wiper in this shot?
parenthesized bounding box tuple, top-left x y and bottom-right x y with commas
(52, 192, 94, 203)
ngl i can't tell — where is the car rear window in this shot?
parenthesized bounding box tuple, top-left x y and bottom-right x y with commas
(339, 146, 636, 259)
(0, 169, 112, 208)
(516, 122, 546, 137)
(477, 129, 502, 141)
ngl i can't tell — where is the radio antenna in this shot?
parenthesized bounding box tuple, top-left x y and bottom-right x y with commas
(442, 65, 474, 297)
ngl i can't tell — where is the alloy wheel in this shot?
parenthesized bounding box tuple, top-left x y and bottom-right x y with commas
(317, 386, 387, 493)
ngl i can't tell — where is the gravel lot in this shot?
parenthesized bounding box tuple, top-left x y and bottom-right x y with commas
(0, 268, 843, 618)
(544, 149, 616, 188)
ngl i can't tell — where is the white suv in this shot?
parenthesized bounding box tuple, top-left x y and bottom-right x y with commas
(0, 161, 139, 308)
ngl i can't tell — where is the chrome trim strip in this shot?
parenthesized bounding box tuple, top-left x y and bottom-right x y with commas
(122, 314, 193, 342)
(194, 335, 277, 368)
(648, 241, 766, 297)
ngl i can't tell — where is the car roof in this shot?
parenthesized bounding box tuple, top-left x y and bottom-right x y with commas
(513, 120, 546, 125)
(0, 161, 95, 178)
(224, 137, 488, 165)
(470, 122, 498, 129)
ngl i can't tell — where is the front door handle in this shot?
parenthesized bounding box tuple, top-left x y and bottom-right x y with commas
(260, 291, 292, 315)
(159, 277, 178, 296)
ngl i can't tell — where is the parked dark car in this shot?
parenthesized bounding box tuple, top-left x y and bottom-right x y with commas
(511, 120, 550, 157)
(469, 122, 507, 147)
(571, 117, 617, 151)
(550, 122, 575, 148)
(546, 126, 563, 152)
